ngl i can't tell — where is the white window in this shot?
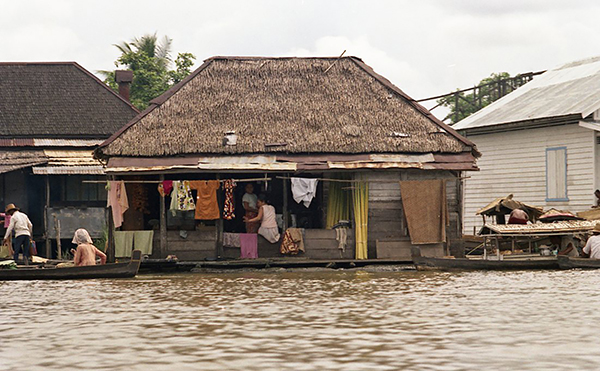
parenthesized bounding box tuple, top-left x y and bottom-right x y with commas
(546, 147, 567, 201)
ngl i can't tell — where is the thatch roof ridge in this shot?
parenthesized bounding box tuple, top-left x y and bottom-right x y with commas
(96, 56, 478, 158)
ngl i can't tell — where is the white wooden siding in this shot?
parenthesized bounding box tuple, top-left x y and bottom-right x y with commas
(463, 124, 595, 235)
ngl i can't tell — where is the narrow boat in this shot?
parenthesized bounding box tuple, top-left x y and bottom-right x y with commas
(557, 255, 600, 269)
(0, 250, 142, 281)
(411, 247, 558, 271)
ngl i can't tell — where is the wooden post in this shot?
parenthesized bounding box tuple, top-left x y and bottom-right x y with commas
(54, 216, 62, 260)
(106, 176, 115, 263)
(159, 174, 167, 259)
(216, 174, 223, 259)
(283, 175, 289, 232)
(44, 175, 50, 258)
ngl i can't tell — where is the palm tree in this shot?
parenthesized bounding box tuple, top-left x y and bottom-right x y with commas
(114, 32, 173, 68)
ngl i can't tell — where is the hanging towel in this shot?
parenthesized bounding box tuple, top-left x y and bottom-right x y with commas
(280, 228, 305, 255)
(291, 178, 318, 207)
(223, 232, 241, 248)
(222, 179, 236, 220)
(335, 228, 348, 252)
(240, 233, 258, 259)
(133, 230, 154, 255)
(114, 231, 134, 258)
(107, 181, 129, 228)
(189, 180, 220, 220)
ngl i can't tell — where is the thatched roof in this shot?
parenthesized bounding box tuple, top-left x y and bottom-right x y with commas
(97, 56, 477, 158)
(0, 62, 138, 139)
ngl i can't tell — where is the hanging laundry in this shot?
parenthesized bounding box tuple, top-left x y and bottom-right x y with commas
(114, 230, 134, 257)
(280, 228, 305, 255)
(335, 227, 348, 252)
(240, 233, 258, 259)
(223, 232, 241, 248)
(189, 180, 220, 220)
(170, 180, 195, 216)
(133, 230, 154, 255)
(222, 179, 236, 220)
(158, 180, 173, 197)
(291, 178, 318, 207)
(107, 181, 129, 228)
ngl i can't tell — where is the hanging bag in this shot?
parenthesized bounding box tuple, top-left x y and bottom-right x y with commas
(0, 239, 13, 259)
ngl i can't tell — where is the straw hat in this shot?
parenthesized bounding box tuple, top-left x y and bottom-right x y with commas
(4, 203, 18, 213)
(593, 223, 600, 234)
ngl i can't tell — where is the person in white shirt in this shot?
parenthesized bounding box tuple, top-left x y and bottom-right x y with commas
(2, 203, 33, 264)
(583, 224, 600, 259)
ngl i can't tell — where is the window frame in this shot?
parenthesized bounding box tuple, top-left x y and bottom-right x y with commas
(545, 146, 568, 202)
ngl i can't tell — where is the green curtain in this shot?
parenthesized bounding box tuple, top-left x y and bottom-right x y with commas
(352, 175, 369, 260)
(326, 176, 351, 229)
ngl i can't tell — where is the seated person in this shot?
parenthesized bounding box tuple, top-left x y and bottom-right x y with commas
(71, 229, 106, 266)
(557, 241, 580, 257)
(582, 224, 600, 259)
(508, 208, 529, 224)
(243, 194, 280, 243)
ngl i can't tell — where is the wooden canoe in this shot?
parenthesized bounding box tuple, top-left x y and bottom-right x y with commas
(0, 250, 142, 281)
(557, 255, 600, 269)
(412, 255, 559, 271)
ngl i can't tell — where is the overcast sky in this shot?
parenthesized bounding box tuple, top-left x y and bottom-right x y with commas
(3, 0, 600, 114)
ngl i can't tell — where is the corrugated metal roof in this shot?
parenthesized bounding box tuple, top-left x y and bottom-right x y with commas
(34, 139, 103, 147)
(43, 149, 98, 166)
(454, 56, 600, 130)
(32, 166, 105, 175)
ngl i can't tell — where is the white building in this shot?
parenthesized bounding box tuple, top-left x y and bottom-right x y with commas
(454, 56, 600, 234)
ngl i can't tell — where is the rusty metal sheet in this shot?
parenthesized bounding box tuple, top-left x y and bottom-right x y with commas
(32, 166, 105, 175)
(0, 138, 35, 147)
(328, 162, 424, 169)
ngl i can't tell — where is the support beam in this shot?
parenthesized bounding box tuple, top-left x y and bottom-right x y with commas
(44, 175, 50, 258)
(159, 174, 167, 258)
(283, 175, 289, 232)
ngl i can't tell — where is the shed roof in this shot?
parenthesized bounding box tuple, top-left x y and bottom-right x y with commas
(454, 56, 600, 131)
(0, 62, 138, 139)
(97, 56, 477, 158)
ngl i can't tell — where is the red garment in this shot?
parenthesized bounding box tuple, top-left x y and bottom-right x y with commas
(222, 179, 236, 220)
(508, 217, 528, 225)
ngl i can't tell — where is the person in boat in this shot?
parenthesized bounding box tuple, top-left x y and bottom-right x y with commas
(582, 224, 600, 259)
(2, 203, 33, 264)
(507, 208, 529, 224)
(71, 229, 106, 266)
(242, 183, 260, 233)
(243, 193, 280, 243)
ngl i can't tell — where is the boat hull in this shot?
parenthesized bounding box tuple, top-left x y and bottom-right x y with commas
(0, 250, 142, 281)
(557, 255, 600, 269)
(413, 256, 559, 271)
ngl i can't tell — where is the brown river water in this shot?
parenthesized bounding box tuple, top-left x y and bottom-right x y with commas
(1, 268, 600, 370)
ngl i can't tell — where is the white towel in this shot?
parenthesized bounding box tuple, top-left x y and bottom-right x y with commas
(291, 178, 318, 208)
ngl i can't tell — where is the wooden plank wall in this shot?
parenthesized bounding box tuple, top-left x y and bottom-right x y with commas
(463, 124, 595, 235)
(152, 229, 216, 261)
(367, 170, 460, 258)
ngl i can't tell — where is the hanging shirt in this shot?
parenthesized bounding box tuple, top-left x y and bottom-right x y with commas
(222, 179, 236, 220)
(169, 181, 195, 216)
(291, 178, 318, 207)
(107, 181, 129, 228)
(3, 211, 32, 239)
(189, 180, 220, 220)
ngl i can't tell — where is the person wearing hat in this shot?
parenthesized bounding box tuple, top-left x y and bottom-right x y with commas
(582, 223, 600, 259)
(2, 204, 33, 264)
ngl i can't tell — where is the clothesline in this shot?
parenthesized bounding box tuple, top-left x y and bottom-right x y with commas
(276, 176, 470, 183)
(82, 177, 272, 184)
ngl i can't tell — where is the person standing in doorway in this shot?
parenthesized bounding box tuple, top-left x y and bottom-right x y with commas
(2, 204, 33, 264)
(242, 183, 259, 233)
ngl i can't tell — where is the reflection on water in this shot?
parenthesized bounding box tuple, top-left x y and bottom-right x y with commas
(1, 269, 600, 370)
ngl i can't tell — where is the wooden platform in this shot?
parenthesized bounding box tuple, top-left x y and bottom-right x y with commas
(140, 257, 414, 272)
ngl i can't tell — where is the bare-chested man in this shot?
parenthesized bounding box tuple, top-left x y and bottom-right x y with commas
(71, 229, 106, 266)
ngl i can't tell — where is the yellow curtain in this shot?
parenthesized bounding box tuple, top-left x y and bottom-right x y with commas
(326, 177, 351, 229)
(352, 175, 368, 260)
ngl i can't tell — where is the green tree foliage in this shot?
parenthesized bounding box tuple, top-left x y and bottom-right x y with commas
(438, 72, 516, 124)
(101, 33, 196, 110)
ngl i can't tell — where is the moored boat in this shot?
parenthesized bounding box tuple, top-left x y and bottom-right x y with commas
(0, 250, 141, 281)
(411, 247, 559, 271)
(557, 255, 600, 269)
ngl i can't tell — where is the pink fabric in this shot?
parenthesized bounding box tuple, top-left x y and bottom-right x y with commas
(240, 233, 258, 259)
(107, 181, 129, 228)
(163, 180, 173, 195)
(1, 213, 11, 228)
